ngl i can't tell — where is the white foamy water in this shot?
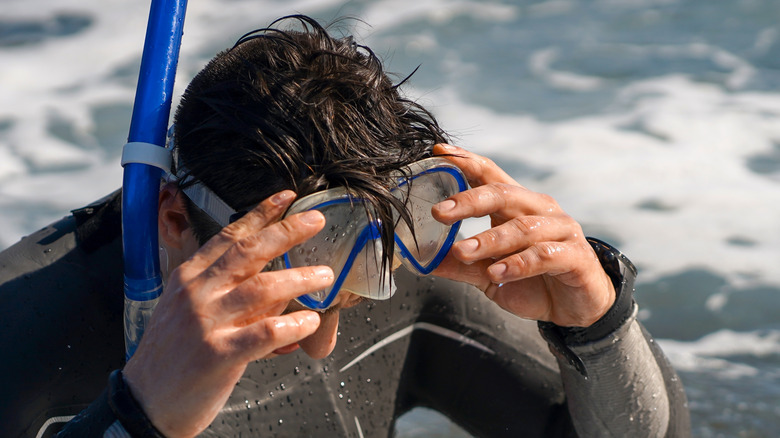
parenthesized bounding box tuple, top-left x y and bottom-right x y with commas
(2, 0, 779, 435)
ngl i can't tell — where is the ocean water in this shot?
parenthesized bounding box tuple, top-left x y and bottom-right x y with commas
(1, 0, 779, 436)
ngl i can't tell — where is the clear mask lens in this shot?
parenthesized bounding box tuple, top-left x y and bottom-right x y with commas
(394, 169, 462, 270)
(284, 198, 369, 304)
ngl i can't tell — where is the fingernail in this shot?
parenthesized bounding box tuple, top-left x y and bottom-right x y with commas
(488, 263, 507, 279)
(457, 238, 479, 255)
(435, 199, 456, 212)
(299, 210, 323, 224)
(314, 266, 334, 281)
(305, 312, 321, 324)
(271, 191, 294, 205)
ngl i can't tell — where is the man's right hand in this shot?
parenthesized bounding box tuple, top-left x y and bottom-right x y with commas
(123, 190, 334, 438)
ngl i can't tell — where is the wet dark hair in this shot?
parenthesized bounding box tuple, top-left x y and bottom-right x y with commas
(172, 15, 448, 273)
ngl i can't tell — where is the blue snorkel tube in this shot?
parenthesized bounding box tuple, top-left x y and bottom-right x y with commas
(121, 0, 188, 360)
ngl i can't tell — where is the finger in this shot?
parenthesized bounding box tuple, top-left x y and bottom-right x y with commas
(231, 311, 322, 362)
(215, 266, 335, 320)
(432, 183, 562, 225)
(187, 190, 297, 272)
(449, 215, 581, 264)
(436, 251, 586, 323)
(200, 209, 327, 291)
(486, 276, 549, 311)
(431, 252, 494, 292)
(432, 143, 519, 187)
(486, 241, 590, 285)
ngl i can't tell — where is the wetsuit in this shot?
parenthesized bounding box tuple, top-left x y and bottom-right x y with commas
(0, 191, 691, 437)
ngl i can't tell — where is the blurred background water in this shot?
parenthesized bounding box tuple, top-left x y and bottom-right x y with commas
(1, 0, 779, 436)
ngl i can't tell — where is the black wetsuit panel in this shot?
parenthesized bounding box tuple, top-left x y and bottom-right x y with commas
(0, 192, 125, 438)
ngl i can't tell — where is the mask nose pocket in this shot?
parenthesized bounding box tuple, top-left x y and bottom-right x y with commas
(339, 221, 395, 300)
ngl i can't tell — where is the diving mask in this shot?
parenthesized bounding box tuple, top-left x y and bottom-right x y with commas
(176, 157, 467, 310)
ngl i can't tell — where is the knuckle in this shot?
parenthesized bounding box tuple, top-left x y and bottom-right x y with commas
(274, 218, 300, 243)
(535, 242, 554, 258)
(485, 183, 506, 197)
(207, 338, 232, 360)
(535, 242, 564, 261)
(246, 272, 275, 294)
(569, 222, 584, 241)
(479, 228, 500, 247)
(481, 156, 497, 169)
(255, 319, 280, 344)
(232, 236, 266, 261)
(494, 182, 515, 194)
(516, 248, 539, 270)
(243, 200, 278, 224)
(510, 216, 542, 235)
(490, 183, 517, 207)
(460, 156, 486, 181)
(166, 266, 190, 287)
(553, 213, 582, 241)
(459, 187, 481, 204)
(516, 243, 558, 272)
(218, 221, 246, 241)
(536, 193, 560, 213)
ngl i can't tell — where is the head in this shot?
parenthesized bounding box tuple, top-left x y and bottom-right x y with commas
(158, 15, 448, 358)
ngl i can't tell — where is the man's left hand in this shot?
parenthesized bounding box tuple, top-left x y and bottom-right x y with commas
(431, 144, 615, 328)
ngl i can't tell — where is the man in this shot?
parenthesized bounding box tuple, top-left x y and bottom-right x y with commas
(1, 15, 688, 437)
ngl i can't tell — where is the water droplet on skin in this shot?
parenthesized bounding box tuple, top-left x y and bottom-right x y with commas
(278, 419, 284, 425)
(294, 367, 301, 375)
(340, 381, 345, 388)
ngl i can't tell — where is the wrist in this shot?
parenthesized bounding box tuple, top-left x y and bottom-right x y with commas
(538, 237, 637, 376)
(107, 369, 166, 438)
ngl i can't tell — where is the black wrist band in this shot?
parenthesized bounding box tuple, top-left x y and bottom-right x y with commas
(538, 237, 637, 377)
(107, 369, 166, 438)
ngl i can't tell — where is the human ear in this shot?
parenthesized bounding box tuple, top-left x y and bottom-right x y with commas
(158, 182, 192, 250)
